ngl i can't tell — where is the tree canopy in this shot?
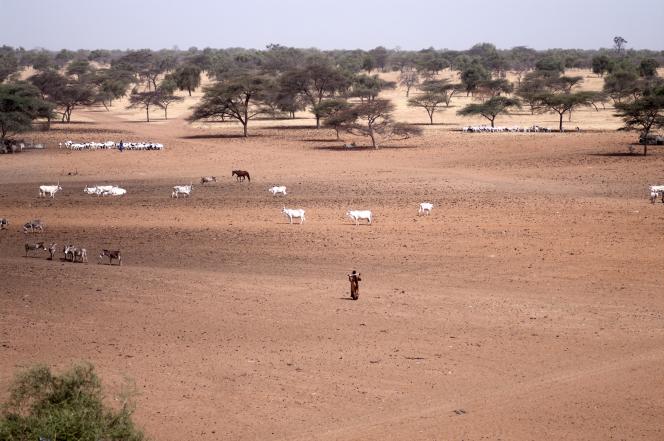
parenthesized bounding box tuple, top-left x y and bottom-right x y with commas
(0, 82, 52, 140)
(615, 85, 664, 155)
(457, 96, 522, 127)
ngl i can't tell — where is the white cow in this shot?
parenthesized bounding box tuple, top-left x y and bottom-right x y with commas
(172, 184, 193, 198)
(39, 184, 62, 198)
(418, 202, 434, 216)
(282, 207, 305, 224)
(649, 185, 664, 203)
(346, 210, 372, 225)
(83, 185, 98, 195)
(269, 186, 288, 196)
(103, 186, 127, 196)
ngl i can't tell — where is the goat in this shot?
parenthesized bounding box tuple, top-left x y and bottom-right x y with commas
(39, 184, 62, 198)
(346, 210, 372, 226)
(23, 219, 44, 234)
(172, 183, 193, 198)
(232, 170, 251, 182)
(418, 202, 434, 216)
(282, 207, 305, 224)
(25, 242, 46, 257)
(200, 176, 217, 185)
(268, 186, 287, 196)
(99, 249, 122, 265)
(0, 218, 8, 230)
(47, 243, 57, 260)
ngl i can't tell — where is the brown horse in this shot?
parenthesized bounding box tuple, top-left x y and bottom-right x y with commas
(232, 170, 251, 182)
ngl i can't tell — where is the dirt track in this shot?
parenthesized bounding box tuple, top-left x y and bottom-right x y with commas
(1, 105, 664, 440)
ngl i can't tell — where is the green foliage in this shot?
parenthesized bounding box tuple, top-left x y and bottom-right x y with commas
(591, 55, 612, 77)
(532, 91, 597, 131)
(615, 85, 664, 155)
(188, 73, 274, 136)
(639, 58, 659, 78)
(0, 82, 52, 139)
(318, 98, 352, 139)
(457, 96, 521, 127)
(0, 46, 19, 82)
(334, 99, 421, 148)
(460, 61, 490, 96)
(535, 56, 564, 74)
(66, 60, 93, 80)
(348, 74, 395, 102)
(0, 363, 145, 441)
(408, 91, 449, 124)
(170, 64, 202, 96)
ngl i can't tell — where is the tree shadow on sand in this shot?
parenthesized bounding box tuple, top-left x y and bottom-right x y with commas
(312, 144, 419, 151)
(180, 133, 263, 140)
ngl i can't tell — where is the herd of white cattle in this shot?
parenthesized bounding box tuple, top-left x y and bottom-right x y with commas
(59, 140, 164, 151)
(462, 125, 561, 133)
(649, 185, 664, 203)
(30, 179, 437, 226)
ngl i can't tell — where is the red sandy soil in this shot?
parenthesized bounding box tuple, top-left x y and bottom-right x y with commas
(1, 105, 663, 440)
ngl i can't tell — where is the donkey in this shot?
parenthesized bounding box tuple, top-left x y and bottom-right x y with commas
(232, 170, 251, 182)
(99, 249, 122, 265)
(25, 242, 46, 257)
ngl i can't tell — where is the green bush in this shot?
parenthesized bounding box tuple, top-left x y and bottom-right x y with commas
(0, 363, 145, 441)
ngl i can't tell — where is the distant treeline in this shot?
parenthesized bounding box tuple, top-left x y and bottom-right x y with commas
(1, 41, 663, 150)
(1, 42, 663, 80)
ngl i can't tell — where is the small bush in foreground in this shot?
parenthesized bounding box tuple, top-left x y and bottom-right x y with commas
(0, 363, 145, 441)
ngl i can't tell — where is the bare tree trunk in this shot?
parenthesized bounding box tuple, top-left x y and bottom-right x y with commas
(146, 105, 150, 122)
(243, 122, 248, 137)
(559, 113, 564, 132)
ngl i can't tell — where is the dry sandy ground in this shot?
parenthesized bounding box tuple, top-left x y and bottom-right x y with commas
(1, 74, 664, 440)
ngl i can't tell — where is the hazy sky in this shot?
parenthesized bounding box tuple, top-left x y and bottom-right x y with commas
(2, 0, 663, 51)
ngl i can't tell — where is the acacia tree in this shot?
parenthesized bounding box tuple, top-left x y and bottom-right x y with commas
(188, 73, 272, 137)
(533, 91, 597, 132)
(457, 96, 521, 127)
(171, 64, 202, 96)
(0, 46, 18, 82)
(476, 78, 514, 99)
(591, 55, 612, 77)
(348, 73, 395, 102)
(419, 79, 460, 107)
(154, 79, 184, 120)
(0, 82, 52, 140)
(408, 91, 448, 124)
(615, 86, 664, 155)
(460, 61, 491, 96)
(279, 59, 349, 128)
(336, 99, 422, 148)
(316, 98, 351, 139)
(398, 70, 420, 97)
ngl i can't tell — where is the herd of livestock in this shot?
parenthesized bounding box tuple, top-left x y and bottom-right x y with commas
(461, 125, 570, 133)
(4, 168, 663, 268)
(59, 140, 165, 151)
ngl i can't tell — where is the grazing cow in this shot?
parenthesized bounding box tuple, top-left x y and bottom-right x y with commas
(25, 242, 46, 257)
(99, 249, 122, 265)
(268, 186, 287, 196)
(23, 219, 44, 234)
(0, 218, 8, 230)
(172, 183, 193, 198)
(232, 170, 251, 182)
(102, 186, 127, 196)
(39, 184, 62, 198)
(418, 202, 434, 216)
(346, 210, 372, 226)
(282, 207, 306, 224)
(200, 176, 217, 185)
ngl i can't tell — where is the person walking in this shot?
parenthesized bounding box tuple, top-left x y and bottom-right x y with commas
(348, 270, 361, 300)
(118, 140, 124, 152)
